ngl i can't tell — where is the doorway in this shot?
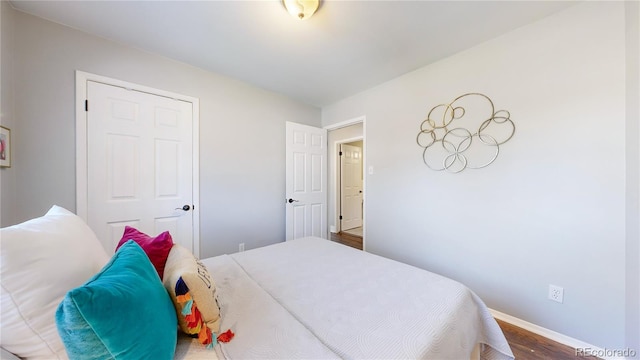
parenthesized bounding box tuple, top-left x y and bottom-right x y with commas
(326, 117, 365, 249)
(339, 141, 363, 236)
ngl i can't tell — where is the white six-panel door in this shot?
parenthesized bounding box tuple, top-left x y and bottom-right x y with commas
(340, 143, 363, 231)
(85, 80, 196, 254)
(285, 122, 327, 240)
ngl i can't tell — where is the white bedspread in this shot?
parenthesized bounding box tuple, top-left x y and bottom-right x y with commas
(201, 237, 514, 360)
(200, 253, 340, 359)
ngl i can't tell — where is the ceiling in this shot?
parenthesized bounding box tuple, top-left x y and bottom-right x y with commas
(9, 0, 577, 107)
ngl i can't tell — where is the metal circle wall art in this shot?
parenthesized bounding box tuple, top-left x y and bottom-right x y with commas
(416, 93, 515, 173)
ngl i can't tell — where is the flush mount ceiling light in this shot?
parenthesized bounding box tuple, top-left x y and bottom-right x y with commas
(283, 0, 319, 20)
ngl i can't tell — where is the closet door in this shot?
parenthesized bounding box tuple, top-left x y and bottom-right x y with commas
(79, 77, 198, 255)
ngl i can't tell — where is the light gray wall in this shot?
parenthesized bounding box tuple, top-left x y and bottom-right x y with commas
(625, 1, 640, 356)
(1, 0, 16, 227)
(323, 2, 635, 351)
(2, 6, 321, 257)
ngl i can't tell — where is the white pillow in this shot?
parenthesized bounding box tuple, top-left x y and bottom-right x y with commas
(0, 205, 110, 359)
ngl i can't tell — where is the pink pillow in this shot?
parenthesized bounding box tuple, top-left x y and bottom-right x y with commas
(116, 226, 173, 280)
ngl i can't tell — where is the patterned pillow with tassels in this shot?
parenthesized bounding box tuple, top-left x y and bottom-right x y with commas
(164, 244, 234, 348)
(175, 277, 214, 347)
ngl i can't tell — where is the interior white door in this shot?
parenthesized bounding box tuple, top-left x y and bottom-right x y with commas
(340, 143, 363, 231)
(285, 121, 327, 241)
(86, 80, 195, 254)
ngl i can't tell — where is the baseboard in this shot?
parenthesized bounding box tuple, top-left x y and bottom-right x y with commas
(329, 225, 336, 233)
(490, 309, 634, 360)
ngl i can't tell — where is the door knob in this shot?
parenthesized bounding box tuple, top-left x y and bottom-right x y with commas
(176, 205, 191, 211)
(288, 198, 299, 203)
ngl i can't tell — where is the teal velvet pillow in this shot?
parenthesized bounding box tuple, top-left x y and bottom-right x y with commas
(55, 240, 177, 360)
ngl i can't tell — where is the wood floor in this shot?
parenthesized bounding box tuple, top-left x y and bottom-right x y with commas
(496, 319, 599, 359)
(329, 232, 600, 360)
(330, 231, 363, 250)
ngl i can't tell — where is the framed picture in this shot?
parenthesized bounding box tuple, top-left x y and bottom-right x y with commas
(0, 126, 11, 168)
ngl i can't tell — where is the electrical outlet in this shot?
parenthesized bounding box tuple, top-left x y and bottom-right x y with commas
(239, 243, 245, 252)
(548, 284, 564, 303)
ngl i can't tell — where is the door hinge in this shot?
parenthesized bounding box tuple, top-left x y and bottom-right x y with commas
(339, 215, 343, 220)
(85, 100, 88, 112)
(339, 151, 343, 156)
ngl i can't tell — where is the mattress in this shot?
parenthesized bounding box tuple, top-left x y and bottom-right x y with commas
(197, 237, 514, 360)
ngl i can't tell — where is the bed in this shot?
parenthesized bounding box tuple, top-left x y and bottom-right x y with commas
(177, 237, 514, 360)
(1, 206, 514, 360)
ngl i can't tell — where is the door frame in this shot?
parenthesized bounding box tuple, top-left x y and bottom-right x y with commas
(325, 116, 366, 249)
(75, 71, 201, 257)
